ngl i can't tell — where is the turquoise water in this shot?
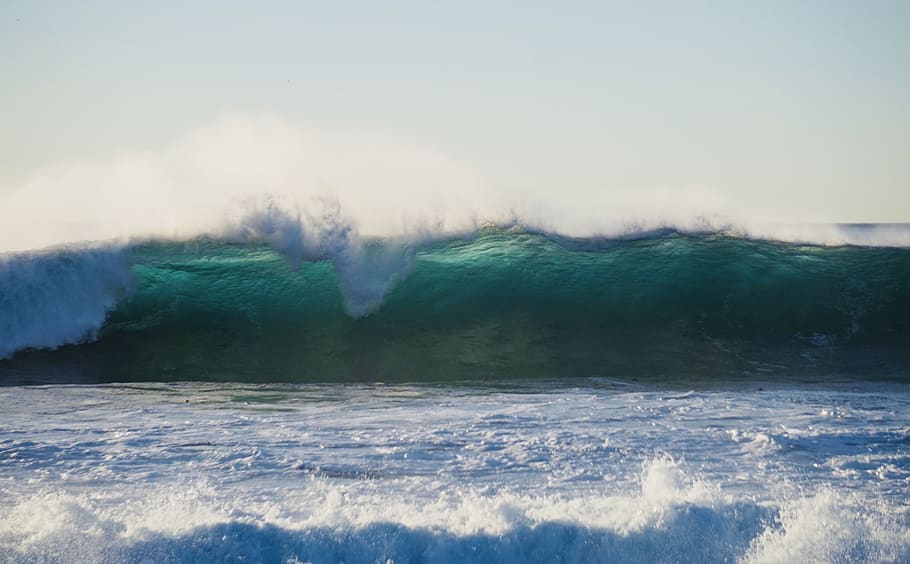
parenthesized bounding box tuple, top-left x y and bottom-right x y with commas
(3, 229, 909, 384)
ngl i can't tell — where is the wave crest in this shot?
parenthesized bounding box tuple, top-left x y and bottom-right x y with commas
(0, 245, 132, 359)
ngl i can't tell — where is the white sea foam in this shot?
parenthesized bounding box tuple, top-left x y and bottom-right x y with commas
(1, 382, 908, 562)
(0, 245, 132, 358)
(0, 460, 905, 563)
(743, 489, 910, 564)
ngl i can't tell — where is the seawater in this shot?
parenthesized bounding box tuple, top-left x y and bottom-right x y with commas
(3, 229, 909, 383)
(1, 381, 908, 563)
(1, 227, 909, 562)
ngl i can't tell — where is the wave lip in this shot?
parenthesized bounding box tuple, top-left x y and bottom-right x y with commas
(0, 245, 132, 359)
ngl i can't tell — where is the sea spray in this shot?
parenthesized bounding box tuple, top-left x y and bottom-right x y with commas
(0, 245, 132, 358)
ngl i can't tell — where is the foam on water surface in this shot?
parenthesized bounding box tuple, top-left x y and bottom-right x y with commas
(1, 383, 908, 563)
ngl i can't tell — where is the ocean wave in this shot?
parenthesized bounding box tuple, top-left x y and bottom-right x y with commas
(1, 227, 908, 382)
(2, 117, 908, 371)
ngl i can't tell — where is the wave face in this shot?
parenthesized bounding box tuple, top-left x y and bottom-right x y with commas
(2, 229, 909, 383)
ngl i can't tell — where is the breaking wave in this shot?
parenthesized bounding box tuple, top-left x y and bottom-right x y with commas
(2, 222, 908, 383)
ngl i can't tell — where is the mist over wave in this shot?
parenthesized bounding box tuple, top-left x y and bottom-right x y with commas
(0, 114, 497, 253)
(3, 113, 908, 255)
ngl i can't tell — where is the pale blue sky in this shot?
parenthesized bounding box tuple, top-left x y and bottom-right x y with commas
(2, 1, 908, 221)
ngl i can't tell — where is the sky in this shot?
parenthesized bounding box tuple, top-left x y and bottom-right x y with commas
(1, 0, 909, 229)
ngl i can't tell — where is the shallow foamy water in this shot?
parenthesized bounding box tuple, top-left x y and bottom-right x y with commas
(1, 381, 908, 563)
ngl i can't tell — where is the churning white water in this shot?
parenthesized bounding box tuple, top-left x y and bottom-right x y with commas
(1, 381, 908, 563)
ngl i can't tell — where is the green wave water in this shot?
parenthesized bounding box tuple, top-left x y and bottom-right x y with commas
(4, 229, 909, 384)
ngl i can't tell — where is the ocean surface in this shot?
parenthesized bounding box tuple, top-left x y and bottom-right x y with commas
(1, 226, 909, 562)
